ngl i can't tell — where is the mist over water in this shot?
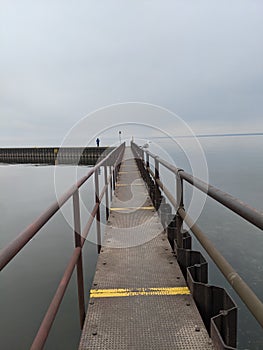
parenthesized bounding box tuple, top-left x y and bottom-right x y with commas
(0, 135, 262, 349)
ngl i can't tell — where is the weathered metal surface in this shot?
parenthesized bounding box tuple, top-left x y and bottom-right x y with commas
(79, 148, 214, 349)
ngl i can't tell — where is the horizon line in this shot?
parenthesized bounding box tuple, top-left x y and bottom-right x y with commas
(150, 132, 263, 139)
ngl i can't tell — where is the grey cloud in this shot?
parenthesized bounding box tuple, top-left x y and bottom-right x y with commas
(0, 0, 263, 145)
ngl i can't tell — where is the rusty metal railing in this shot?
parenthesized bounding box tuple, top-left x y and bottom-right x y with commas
(0, 142, 125, 349)
(131, 141, 263, 332)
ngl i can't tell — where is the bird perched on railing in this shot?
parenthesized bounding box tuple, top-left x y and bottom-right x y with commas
(141, 141, 151, 149)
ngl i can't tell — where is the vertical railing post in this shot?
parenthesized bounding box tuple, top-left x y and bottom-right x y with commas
(146, 152, 150, 169)
(141, 148, 144, 163)
(73, 190, 86, 328)
(110, 165, 113, 202)
(176, 170, 184, 249)
(112, 165, 116, 191)
(95, 169, 101, 253)
(154, 156, 160, 180)
(104, 165, 109, 220)
(153, 156, 161, 209)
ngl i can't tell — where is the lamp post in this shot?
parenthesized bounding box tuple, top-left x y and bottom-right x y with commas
(119, 131, 122, 145)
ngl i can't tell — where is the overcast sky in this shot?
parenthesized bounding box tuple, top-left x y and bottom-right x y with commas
(1, 0, 263, 146)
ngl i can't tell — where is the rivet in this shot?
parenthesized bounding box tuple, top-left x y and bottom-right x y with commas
(92, 331, 97, 336)
(94, 283, 97, 286)
(89, 301, 94, 305)
(169, 261, 173, 264)
(195, 326, 200, 332)
(103, 262, 107, 265)
(176, 276, 180, 279)
(186, 302, 190, 306)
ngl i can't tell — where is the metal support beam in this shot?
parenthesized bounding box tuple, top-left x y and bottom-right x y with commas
(176, 171, 184, 249)
(95, 169, 101, 253)
(104, 165, 109, 220)
(73, 190, 86, 328)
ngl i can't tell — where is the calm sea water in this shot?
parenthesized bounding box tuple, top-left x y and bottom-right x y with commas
(0, 136, 262, 349)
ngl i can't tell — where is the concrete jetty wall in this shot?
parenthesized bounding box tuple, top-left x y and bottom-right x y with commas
(0, 147, 114, 165)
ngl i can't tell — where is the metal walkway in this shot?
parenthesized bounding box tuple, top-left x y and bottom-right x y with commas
(79, 148, 214, 349)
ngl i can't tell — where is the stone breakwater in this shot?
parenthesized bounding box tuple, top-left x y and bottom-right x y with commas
(0, 147, 114, 165)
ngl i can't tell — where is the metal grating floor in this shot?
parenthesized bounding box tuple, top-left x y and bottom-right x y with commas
(79, 148, 214, 350)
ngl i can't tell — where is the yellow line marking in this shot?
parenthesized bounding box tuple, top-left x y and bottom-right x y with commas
(110, 206, 154, 211)
(121, 166, 138, 168)
(119, 171, 138, 174)
(116, 183, 144, 187)
(90, 287, 190, 298)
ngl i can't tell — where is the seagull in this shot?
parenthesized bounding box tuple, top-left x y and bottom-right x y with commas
(142, 140, 151, 149)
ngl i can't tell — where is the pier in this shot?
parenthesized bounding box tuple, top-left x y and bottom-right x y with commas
(0, 142, 262, 349)
(79, 147, 214, 349)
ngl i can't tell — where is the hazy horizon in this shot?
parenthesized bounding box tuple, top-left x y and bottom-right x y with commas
(1, 1, 263, 146)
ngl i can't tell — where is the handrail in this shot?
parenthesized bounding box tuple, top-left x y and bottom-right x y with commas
(131, 141, 263, 329)
(0, 143, 125, 270)
(156, 174, 263, 330)
(0, 142, 125, 349)
(181, 172, 263, 230)
(141, 145, 263, 231)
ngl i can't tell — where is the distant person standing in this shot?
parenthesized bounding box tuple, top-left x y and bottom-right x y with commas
(96, 138, 100, 147)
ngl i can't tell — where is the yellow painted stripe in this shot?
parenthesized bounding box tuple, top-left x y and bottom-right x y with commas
(110, 206, 154, 211)
(90, 287, 190, 298)
(121, 166, 138, 169)
(119, 171, 138, 174)
(116, 183, 144, 187)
